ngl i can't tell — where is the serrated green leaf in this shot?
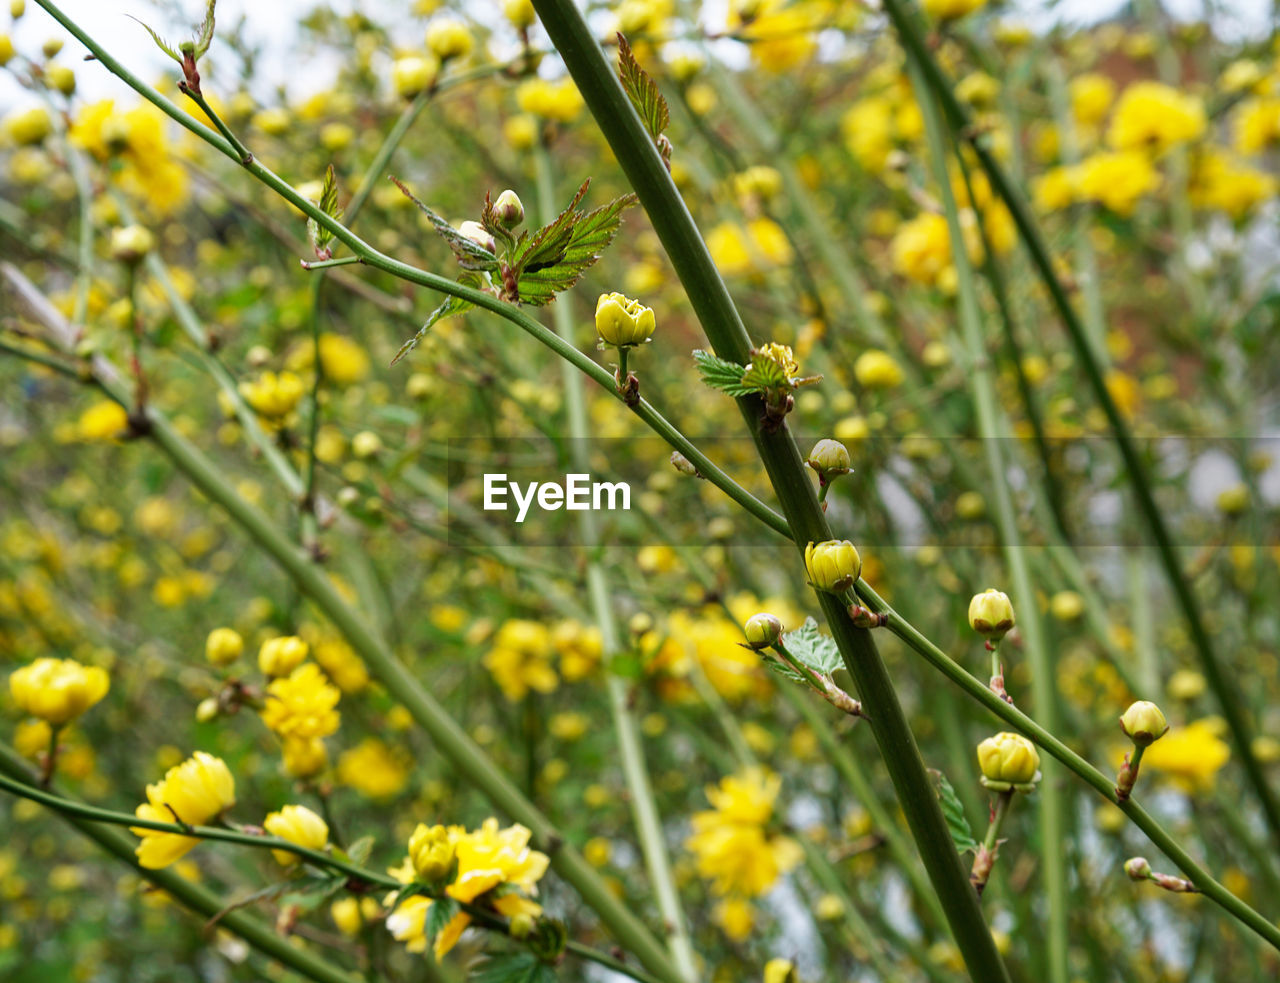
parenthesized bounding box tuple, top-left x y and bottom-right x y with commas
(468, 951, 557, 983)
(515, 192, 638, 305)
(511, 180, 590, 275)
(344, 835, 374, 867)
(617, 34, 670, 162)
(389, 176, 500, 272)
(128, 16, 182, 64)
(424, 896, 459, 944)
(781, 618, 844, 676)
(930, 769, 979, 855)
(194, 0, 218, 57)
(741, 354, 790, 392)
(309, 164, 342, 255)
(763, 657, 805, 684)
(392, 278, 478, 366)
(693, 349, 755, 396)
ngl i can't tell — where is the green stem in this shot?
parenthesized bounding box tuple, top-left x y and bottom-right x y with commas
(182, 84, 252, 162)
(301, 255, 362, 271)
(533, 141, 697, 983)
(910, 60, 1069, 983)
(528, 3, 1010, 979)
(881, 0, 1280, 850)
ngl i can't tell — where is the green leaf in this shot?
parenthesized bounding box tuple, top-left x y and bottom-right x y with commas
(128, 16, 182, 64)
(930, 769, 979, 855)
(781, 617, 844, 676)
(308, 164, 342, 257)
(762, 656, 805, 684)
(616, 34, 670, 164)
(389, 177, 500, 272)
(194, 0, 218, 57)
(740, 353, 791, 393)
(391, 275, 480, 366)
(693, 349, 754, 396)
(509, 181, 638, 305)
(469, 951, 557, 983)
(343, 834, 374, 867)
(424, 896, 459, 944)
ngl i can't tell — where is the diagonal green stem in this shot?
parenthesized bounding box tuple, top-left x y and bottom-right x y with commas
(527, 3, 1010, 979)
(880, 0, 1280, 850)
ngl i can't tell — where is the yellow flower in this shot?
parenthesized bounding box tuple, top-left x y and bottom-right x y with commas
(311, 635, 369, 693)
(484, 619, 558, 702)
(595, 292, 656, 347)
(260, 664, 340, 740)
(713, 897, 755, 940)
(891, 211, 981, 286)
(976, 732, 1039, 787)
(1075, 151, 1160, 215)
(1233, 97, 1280, 155)
(686, 768, 802, 898)
(1142, 719, 1230, 791)
(205, 627, 244, 667)
(853, 349, 904, 389)
(1049, 590, 1084, 621)
(705, 219, 792, 276)
(1188, 149, 1276, 218)
(1106, 82, 1205, 154)
(1069, 73, 1115, 127)
(764, 958, 797, 983)
(78, 401, 129, 442)
(337, 738, 409, 800)
(9, 658, 109, 726)
(4, 105, 51, 145)
(1032, 165, 1078, 213)
(386, 819, 549, 959)
(282, 737, 329, 779)
(240, 371, 305, 423)
(287, 333, 371, 385)
(258, 635, 309, 678)
(803, 540, 861, 592)
(263, 804, 329, 865)
(132, 752, 235, 869)
(515, 77, 584, 123)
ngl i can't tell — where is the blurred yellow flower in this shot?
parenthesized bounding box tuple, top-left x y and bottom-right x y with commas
(686, 768, 802, 897)
(1107, 82, 1205, 154)
(132, 752, 235, 869)
(9, 658, 109, 726)
(260, 664, 340, 741)
(263, 804, 329, 865)
(484, 619, 558, 701)
(78, 401, 129, 442)
(1141, 719, 1230, 791)
(337, 738, 409, 800)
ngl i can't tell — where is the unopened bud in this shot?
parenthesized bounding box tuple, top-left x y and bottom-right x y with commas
(670, 451, 700, 477)
(807, 438, 851, 481)
(494, 189, 524, 228)
(968, 588, 1015, 641)
(1119, 700, 1169, 746)
(804, 540, 861, 593)
(41, 37, 62, 59)
(196, 697, 220, 723)
(1124, 857, 1151, 881)
(110, 224, 155, 265)
(743, 613, 783, 650)
(508, 912, 536, 940)
(457, 220, 495, 254)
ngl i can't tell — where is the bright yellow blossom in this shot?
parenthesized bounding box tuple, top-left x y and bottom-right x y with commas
(686, 768, 802, 898)
(263, 804, 329, 865)
(132, 752, 235, 868)
(9, 658, 109, 726)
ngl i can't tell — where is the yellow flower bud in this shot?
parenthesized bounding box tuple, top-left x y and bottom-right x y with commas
(9, 658, 110, 726)
(47, 63, 75, 95)
(1048, 590, 1084, 621)
(10, 1, 24, 19)
(205, 627, 244, 667)
(407, 823, 455, 882)
(263, 804, 329, 865)
(4, 105, 52, 146)
(391, 55, 439, 99)
(1166, 669, 1205, 701)
(425, 19, 472, 60)
(195, 697, 220, 723)
(968, 588, 1015, 640)
(853, 349, 904, 389)
(806, 438, 851, 479)
(595, 292, 656, 347)
(0, 35, 13, 66)
(504, 0, 536, 28)
(743, 613, 783, 649)
(1124, 856, 1151, 880)
(764, 959, 797, 983)
(352, 431, 382, 459)
(976, 731, 1040, 788)
(110, 224, 155, 265)
(240, 371, 305, 421)
(258, 635, 309, 678)
(803, 540, 862, 593)
(1120, 700, 1169, 746)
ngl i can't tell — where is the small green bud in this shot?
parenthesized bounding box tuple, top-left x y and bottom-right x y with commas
(1124, 857, 1151, 881)
(508, 912, 536, 940)
(1119, 700, 1168, 746)
(494, 189, 524, 228)
(743, 613, 783, 650)
(595, 292, 656, 347)
(976, 731, 1040, 790)
(670, 451, 700, 477)
(195, 697, 220, 723)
